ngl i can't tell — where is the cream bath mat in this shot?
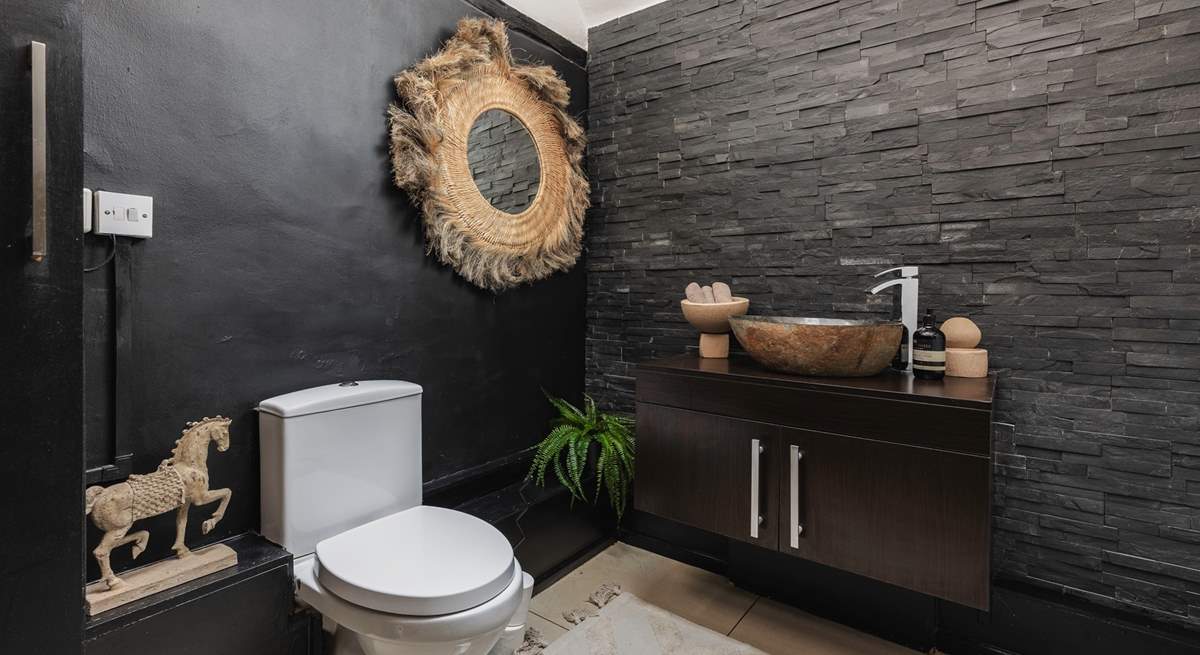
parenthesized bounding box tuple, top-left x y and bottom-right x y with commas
(534, 585, 768, 655)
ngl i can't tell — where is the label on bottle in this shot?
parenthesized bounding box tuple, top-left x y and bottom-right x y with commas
(913, 349, 946, 371)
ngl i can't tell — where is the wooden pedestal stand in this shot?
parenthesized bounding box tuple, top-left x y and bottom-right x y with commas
(681, 298, 749, 360)
(699, 333, 730, 358)
(85, 543, 238, 616)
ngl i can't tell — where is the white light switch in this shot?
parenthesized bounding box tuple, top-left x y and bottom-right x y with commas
(94, 191, 153, 238)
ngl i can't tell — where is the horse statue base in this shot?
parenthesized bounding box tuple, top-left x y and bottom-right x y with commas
(85, 542, 237, 615)
(84, 416, 237, 615)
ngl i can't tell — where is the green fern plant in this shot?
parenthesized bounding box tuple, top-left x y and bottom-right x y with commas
(528, 394, 635, 520)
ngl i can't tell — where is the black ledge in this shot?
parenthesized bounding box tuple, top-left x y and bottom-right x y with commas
(83, 533, 292, 641)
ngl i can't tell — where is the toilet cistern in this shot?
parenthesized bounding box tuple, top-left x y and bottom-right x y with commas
(868, 266, 919, 368)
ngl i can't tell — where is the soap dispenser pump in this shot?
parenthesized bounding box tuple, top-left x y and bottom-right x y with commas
(912, 309, 946, 380)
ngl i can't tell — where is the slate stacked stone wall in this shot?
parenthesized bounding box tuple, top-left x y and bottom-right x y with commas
(585, 0, 1200, 627)
(467, 109, 542, 214)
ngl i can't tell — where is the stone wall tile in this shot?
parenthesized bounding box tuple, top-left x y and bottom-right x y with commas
(587, 0, 1200, 627)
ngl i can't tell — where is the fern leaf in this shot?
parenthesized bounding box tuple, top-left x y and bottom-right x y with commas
(565, 437, 584, 500)
(545, 393, 586, 427)
(528, 396, 636, 523)
(584, 395, 598, 425)
(594, 444, 609, 503)
(552, 453, 580, 502)
(530, 424, 574, 486)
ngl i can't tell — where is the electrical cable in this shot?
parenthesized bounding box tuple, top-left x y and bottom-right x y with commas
(84, 235, 117, 272)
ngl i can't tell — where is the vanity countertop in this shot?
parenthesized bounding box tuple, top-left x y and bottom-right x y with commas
(638, 354, 996, 411)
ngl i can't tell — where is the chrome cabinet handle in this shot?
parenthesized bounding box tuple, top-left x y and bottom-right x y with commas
(789, 445, 805, 548)
(30, 41, 47, 263)
(750, 438, 763, 538)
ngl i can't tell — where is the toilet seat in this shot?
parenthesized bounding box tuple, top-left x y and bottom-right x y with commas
(296, 553, 526, 648)
(316, 505, 515, 616)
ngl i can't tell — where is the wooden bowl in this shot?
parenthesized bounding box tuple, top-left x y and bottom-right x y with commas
(680, 298, 750, 334)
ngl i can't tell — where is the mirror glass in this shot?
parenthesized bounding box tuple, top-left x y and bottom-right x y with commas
(467, 109, 541, 214)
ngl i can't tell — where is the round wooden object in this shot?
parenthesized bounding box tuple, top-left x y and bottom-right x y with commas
(941, 317, 982, 349)
(946, 348, 988, 378)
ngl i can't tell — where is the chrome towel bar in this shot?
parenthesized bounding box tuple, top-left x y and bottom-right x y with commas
(30, 41, 47, 263)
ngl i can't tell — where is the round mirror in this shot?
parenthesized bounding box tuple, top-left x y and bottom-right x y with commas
(467, 109, 541, 214)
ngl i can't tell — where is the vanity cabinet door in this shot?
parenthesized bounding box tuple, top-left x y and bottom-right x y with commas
(779, 427, 991, 609)
(635, 403, 780, 550)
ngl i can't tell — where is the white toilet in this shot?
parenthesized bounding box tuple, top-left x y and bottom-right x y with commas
(258, 380, 532, 655)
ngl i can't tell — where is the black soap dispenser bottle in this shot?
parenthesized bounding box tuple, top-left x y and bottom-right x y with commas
(912, 309, 946, 380)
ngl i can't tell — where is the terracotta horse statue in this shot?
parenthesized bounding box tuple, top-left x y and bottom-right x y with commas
(85, 417, 233, 590)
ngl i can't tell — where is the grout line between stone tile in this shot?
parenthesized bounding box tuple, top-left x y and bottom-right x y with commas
(728, 594, 761, 636)
(530, 608, 572, 632)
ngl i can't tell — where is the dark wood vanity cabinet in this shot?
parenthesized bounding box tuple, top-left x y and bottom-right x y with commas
(635, 355, 995, 610)
(778, 427, 991, 608)
(637, 404, 781, 551)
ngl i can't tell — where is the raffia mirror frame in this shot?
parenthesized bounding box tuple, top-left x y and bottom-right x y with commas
(388, 18, 589, 292)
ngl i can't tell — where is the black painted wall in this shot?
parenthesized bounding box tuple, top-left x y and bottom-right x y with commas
(587, 0, 1200, 631)
(0, 0, 85, 652)
(83, 0, 587, 579)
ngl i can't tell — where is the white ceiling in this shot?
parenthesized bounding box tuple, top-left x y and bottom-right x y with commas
(503, 0, 588, 48)
(579, 0, 670, 33)
(503, 0, 669, 49)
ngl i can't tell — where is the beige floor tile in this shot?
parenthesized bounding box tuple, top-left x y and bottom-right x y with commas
(729, 597, 917, 655)
(527, 610, 569, 642)
(531, 542, 758, 635)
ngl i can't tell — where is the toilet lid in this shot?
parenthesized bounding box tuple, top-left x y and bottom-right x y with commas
(315, 505, 516, 616)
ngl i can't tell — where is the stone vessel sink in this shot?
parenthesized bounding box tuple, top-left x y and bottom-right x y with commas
(729, 316, 903, 377)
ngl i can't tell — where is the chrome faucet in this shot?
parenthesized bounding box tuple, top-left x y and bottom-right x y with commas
(869, 266, 919, 368)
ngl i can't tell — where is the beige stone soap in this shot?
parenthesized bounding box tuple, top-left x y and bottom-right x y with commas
(712, 281, 733, 303)
(941, 316, 981, 349)
(685, 282, 706, 303)
(701, 285, 716, 303)
(942, 316, 987, 377)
